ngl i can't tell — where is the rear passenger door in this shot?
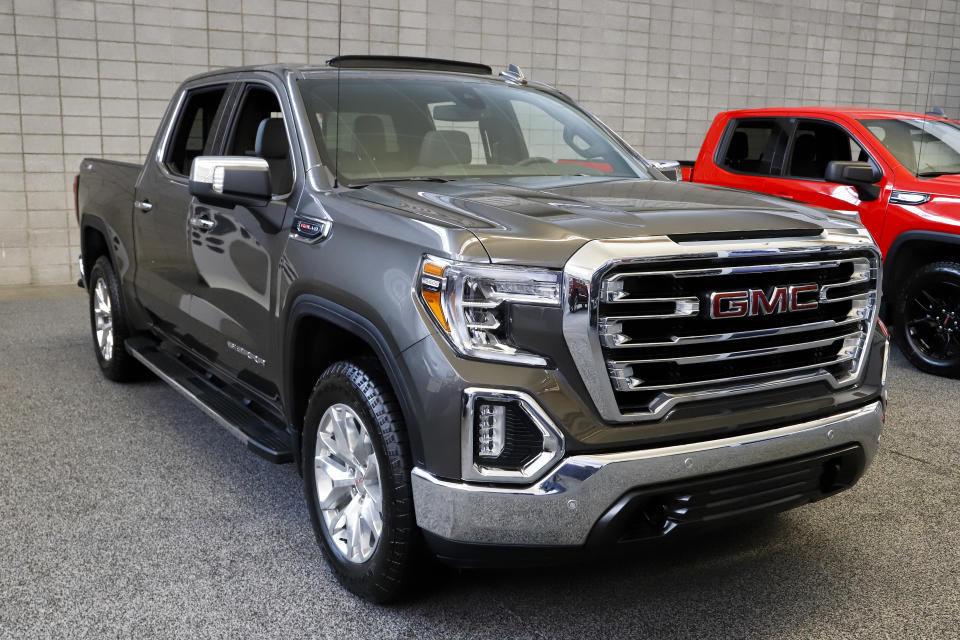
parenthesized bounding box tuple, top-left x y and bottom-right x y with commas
(185, 77, 298, 403)
(768, 118, 890, 222)
(133, 80, 232, 334)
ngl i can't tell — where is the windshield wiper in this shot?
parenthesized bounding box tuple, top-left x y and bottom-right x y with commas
(346, 177, 451, 188)
(917, 171, 960, 177)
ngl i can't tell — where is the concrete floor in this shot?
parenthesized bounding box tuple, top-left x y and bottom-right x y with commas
(0, 290, 958, 639)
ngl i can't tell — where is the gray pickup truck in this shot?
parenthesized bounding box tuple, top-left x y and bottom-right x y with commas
(75, 56, 889, 602)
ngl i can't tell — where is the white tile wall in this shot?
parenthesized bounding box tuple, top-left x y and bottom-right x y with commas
(2, 0, 959, 285)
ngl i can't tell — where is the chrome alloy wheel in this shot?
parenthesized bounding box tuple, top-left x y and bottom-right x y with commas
(313, 403, 384, 564)
(93, 277, 114, 361)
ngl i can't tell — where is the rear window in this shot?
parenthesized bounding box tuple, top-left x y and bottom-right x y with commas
(719, 118, 790, 176)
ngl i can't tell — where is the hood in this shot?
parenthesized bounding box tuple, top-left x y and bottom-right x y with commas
(344, 176, 863, 268)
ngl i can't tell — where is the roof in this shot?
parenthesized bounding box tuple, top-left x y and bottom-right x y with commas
(182, 56, 497, 85)
(717, 106, 951, 121)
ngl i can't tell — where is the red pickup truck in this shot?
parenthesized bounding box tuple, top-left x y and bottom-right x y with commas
(684, 107, 960, 377)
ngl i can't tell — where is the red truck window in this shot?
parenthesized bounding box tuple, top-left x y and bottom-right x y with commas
(719, 118, 790, 176)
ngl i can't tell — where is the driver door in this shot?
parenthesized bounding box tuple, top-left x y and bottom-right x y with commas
(185, 79, 298, 402)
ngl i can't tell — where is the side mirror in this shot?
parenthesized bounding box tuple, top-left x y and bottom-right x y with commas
(824, 161, 882, 202)
(652, 160, 682, 181)
(189, 156, 272, 204)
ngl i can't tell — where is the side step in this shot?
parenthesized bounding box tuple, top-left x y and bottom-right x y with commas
(126, 336, 293, 463)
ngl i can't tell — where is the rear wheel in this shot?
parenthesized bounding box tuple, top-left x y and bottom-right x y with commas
(302, 360, 419, 603)
(894, 261, 960, 377)
(87, 256, 140, 382)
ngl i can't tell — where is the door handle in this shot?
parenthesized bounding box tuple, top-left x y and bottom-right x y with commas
(189, 215, 216, 231)
(134, 200, 153, 212)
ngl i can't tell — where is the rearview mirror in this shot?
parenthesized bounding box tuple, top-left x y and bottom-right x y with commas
(189, 156, 272, 204)
(824, 161, 882, 202)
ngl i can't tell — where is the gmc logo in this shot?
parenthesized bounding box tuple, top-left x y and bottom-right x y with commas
(710, 284, 819, 319)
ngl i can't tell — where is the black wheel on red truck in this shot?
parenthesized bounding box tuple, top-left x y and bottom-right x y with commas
(87, 256, 142, 382)
(894, 261, 960, 377)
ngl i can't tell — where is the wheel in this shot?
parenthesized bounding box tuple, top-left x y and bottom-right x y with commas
(893, 261, 960, 377)
(302, 360, 419, 603)
(87, 256, 140, 382)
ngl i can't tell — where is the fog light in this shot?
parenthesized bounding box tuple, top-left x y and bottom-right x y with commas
(476, 403, 505, 458)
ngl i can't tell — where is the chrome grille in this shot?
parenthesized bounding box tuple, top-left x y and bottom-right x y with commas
(562, 231, 882, 423)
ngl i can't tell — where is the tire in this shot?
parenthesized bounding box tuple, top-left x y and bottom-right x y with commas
(87, 256, 141, 382)
(893, 260, 960, 377)
(301, 359, 419, 603)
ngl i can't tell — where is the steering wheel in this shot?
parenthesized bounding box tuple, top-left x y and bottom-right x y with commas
(515, 156, 554, 167)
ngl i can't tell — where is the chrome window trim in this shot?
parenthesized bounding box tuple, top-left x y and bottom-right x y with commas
(153, 78, 235, 185)
(460, 387, 564, 484)
(562, 228, 882, 423)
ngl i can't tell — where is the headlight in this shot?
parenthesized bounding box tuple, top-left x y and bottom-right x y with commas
(418, 256, 561, 366)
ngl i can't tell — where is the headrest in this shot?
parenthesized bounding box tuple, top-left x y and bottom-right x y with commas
(255, 118, 288, 159)
(418, 130, 471, 167)
(353, 115, 386, 158)
(793, 134, 816, 158)
(727, 131, 748, 161)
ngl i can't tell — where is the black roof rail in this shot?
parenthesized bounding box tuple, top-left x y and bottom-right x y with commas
(326, 55, 492, 76)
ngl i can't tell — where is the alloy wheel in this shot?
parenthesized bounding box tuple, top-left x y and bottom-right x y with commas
(313, 403, 384, 564)
(93, 277, 114, 361)
(903, 278, 960, 366)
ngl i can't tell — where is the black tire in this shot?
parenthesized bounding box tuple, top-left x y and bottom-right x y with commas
(87, 256, 141, 382)
(893, 260, 960, 377)
(301, 359, 419, 603)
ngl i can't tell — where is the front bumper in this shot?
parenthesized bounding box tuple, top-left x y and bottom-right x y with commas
(411, 400, 883, 548)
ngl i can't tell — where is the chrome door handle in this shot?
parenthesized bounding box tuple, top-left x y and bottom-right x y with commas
(189, 216, 215, 231)
(134, 200, 153, 212)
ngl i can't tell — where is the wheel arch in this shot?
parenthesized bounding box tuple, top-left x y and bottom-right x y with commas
(80, 214, 114, 283)
(283, 295, 424, 470)
(883, 231, 960, 320)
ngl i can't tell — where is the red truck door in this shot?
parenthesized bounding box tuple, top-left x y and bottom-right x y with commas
(765, 118, 890, 240)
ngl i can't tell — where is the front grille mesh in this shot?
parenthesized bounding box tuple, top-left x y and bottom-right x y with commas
(597, 250, 879, 415)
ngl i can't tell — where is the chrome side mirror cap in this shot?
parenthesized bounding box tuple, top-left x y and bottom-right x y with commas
(652, 160, 682, 181)
(189, 156, 272, 202)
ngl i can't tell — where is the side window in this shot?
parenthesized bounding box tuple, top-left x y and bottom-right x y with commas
(787, 120, 868, 179)
(165, 85, 228, 177)
(719, 118, 790, 176)
(224, 85, 293, 195)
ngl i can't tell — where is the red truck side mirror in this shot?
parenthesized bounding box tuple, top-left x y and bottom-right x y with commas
(824, 160, 882, 202)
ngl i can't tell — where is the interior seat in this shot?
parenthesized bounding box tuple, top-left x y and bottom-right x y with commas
(725, 131, 748, 169)
(255, 118, 293, 195)
(353, 115, 387, 162)
(418, 130, 471, 168)
(790, 134, 819, 178)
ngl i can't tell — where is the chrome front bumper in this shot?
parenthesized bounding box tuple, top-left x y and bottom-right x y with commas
(411, 400, 884, 547)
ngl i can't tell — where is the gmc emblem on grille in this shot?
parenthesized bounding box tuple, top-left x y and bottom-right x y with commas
(709, 284, 820, 319)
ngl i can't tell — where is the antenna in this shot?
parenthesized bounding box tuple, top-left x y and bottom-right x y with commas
(334, 0, 342, 188)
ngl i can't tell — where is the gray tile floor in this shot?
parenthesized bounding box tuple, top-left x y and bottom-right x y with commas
(1, 292, 958, 639)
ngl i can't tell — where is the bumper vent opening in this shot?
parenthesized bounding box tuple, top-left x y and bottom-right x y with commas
(587, 445, 865, 546)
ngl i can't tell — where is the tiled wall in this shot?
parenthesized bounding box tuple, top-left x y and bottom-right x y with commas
(2, 0, 959, 285)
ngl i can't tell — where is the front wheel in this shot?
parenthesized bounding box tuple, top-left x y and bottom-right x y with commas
(302, 360, 419, 603)
(894, 261, 960, 377)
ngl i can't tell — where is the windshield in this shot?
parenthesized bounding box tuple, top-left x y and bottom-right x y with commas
(298, 75, 650, 185)
(860, 117, 960, 176)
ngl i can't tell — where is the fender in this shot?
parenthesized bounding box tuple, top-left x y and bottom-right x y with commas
(283, 294, 425, 467)
(883, 230, 960, 296)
